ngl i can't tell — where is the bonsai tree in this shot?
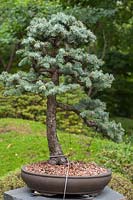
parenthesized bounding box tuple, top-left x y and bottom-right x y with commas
(0, 13, 124, 165)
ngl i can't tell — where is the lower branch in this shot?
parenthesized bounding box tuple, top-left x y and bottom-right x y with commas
(57, 102, 98, 129)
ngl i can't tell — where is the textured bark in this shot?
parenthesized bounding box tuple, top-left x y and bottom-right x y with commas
(46, 71, 67, 165)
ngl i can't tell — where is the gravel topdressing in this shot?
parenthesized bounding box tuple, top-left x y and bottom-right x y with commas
(25, 161, 108, 176)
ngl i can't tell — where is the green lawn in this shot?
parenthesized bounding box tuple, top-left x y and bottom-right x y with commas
(0, 118, 133, 200)
(0, 118, 132, 181)
(0, 118, 92, 176)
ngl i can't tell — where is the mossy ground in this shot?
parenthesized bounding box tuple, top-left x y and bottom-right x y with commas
(0, 118, 133, 199)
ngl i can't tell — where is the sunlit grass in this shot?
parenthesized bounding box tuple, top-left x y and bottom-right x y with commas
(0, 118, 132, 181)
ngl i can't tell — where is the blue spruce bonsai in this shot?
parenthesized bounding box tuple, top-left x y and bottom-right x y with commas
(0, 13, 124, 164)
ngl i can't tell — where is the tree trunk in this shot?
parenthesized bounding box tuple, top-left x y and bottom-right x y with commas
(6, 44, 16, 72)
(0, 54, 6, 70)
(46, 71, 67, 165)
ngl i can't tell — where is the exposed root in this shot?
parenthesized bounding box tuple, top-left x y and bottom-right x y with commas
(48, 156, 68, 165)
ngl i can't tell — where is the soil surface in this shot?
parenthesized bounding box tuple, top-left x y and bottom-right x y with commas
(25, 161, 108, 176)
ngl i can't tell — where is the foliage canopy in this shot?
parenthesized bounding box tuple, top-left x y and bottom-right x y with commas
(0, 13, 124, 143)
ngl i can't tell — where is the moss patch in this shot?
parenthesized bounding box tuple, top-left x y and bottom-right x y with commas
(0, 171, 24, 200)
(109, 173, 133, 200)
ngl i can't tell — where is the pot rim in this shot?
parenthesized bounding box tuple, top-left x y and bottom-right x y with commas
(21, 165, 112, 179)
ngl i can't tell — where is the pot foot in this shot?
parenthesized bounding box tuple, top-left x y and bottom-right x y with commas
(31, 190, 100, 199)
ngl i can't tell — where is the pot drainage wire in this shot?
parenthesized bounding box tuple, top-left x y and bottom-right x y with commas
(63, 158, 70, 200)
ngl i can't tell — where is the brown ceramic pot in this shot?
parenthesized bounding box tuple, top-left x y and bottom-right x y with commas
(21, 165, 112, 196)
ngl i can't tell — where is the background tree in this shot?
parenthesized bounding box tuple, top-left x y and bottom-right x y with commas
(0, 13, 124, 164)
(60, 0, 133, 118)
(0, 0, 61, 73)
(1, 0, 132, 117)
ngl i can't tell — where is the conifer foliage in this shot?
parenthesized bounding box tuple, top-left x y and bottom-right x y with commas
(0, 13, 124, 164)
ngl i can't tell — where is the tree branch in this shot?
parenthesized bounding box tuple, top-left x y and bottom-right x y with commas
(88, 86, 93, 96)
(101, 30, 107, 60)
(39, 67, 55, 74)
(63, 55, 81, 64)
(57, 102, 97, 129)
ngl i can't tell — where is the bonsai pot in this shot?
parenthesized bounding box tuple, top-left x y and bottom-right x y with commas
(21, 165, 112, 196)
